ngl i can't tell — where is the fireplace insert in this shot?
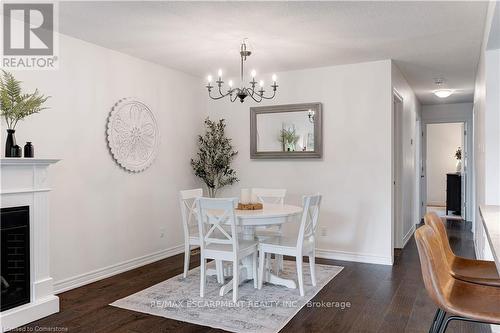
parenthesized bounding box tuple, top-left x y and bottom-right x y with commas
(1, 206, 30, 312)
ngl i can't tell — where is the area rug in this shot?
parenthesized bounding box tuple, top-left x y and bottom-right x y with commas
(111, 261, 343, 333)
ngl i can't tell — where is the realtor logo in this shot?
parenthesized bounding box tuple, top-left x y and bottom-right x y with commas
(2, 2, 58, 69)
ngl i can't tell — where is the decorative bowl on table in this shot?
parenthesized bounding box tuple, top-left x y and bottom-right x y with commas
(237, 202, 263, 210)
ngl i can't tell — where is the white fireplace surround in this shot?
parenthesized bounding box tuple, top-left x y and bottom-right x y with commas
(0, 158, 60, 332)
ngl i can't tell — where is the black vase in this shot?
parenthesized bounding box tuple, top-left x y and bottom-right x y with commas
(24, 142, 34, 158)
(12, 145, 21, 157)
(5, 129, 16, 157)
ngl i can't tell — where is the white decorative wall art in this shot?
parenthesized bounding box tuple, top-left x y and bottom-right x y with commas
(107, 98, 159, 172)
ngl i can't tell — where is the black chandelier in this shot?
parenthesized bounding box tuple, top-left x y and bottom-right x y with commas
(206, 40, 278, 103)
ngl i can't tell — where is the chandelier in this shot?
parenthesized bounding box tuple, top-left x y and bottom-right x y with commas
(206, 40, 278, 103)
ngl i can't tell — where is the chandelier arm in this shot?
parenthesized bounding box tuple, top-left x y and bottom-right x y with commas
(230, 93, 239, 103)
(260, 90, 277, 100)
(247, 90, 263, 103)
(218, 84, 226, 97)
(208, 89, 231, 100)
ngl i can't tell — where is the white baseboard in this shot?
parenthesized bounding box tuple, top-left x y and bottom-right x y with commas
(402, 224, 416, 248)
(315, 248, 393, 266)
(53, 244, 184, 294)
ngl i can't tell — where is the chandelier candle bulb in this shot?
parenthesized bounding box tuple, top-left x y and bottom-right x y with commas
(229, 80, 233, 88)
(259, 80, 264, 87)
(272, 74, 277, 82)
(218, 69, 222, 78)
(251, 69, 256, 78)
(240, 188, 251, 204)
(207, 75, 212, 83)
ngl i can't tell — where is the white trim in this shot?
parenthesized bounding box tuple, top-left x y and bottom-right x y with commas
(0, 158, 60, 165)
(53, 245, 184, 294)
(1, 296, 59, 332)
(1, 188, 52, 195)
(402, 224, 416, 248)
(315, 248, 393, 266)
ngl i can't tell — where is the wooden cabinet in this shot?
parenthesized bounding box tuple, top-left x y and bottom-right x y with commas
(446, 173, 461, 215)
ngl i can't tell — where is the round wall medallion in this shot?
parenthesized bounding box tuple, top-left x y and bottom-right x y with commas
(106, 98, 159, 172)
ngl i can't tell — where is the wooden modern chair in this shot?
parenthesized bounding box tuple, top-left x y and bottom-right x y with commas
(424, 212, 500, 287)
(252, 188, 287, 271)
(197, 197, 258, 303)
(179, 189, 223, 283)
(415, 225, 500, 333)
(258, 194, 321, 296)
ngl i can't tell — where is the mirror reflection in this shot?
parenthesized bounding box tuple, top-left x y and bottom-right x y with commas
(256, 111, 315, 152)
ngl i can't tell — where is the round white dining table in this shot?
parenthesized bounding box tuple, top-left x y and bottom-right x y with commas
(216, 203, 303, 296)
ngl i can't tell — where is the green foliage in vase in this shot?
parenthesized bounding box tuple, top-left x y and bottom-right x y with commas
(278, 127, 300, 151)
(191, 118, 239, 197)
(0, 70, 50, 130)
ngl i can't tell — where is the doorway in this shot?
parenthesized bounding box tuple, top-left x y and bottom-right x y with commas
(422, 122, 466, 220)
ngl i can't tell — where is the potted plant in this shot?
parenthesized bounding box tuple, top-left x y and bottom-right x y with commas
(191, 118, 239, 197)
(278, 127, 300, 152)
(0, 70, 50, 157)
(455, 147, 462, 172)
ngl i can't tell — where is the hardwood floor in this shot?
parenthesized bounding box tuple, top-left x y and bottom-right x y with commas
(14, 220, 491, 333)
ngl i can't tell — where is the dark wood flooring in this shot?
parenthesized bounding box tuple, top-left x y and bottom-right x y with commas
(14, 220, 491, 333)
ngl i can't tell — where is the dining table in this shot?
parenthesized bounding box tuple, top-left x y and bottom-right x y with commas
(212, 203, 303, 296)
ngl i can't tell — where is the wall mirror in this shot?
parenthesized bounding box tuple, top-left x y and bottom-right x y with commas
(250, 103, 323, 159)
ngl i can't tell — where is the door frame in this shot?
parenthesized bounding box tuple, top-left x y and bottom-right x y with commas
(420, 120, 471, 221)
(392, 90, 404, 250)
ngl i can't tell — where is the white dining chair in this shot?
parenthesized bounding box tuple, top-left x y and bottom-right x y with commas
(197, 197, 258, 303)
(252, 188, 287, 272)
(258, 194, 322, 296)
(179, 189, 224, 283)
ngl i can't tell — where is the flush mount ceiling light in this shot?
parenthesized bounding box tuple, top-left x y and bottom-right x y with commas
(206, 39, 278, 103)
(433, 78, 454, 98)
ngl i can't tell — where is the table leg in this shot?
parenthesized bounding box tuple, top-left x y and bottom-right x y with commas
(219, 226, 256, 296)
(262, 258, 297, 289)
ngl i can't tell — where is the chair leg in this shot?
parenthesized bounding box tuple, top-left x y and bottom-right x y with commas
(433, 310, 446, 333)
(252, 252, 258, 288)
(438, 316, 455, 333)
(200, 256, 206, 298)
(258, 250, 265, 290)
(215, 260, 224, 284)
(308, 254, 316, 286)
(437, 316, 493, 333)
(296, 255, 304, 296)
(233, 259, 239, 303)
(428, 309, 445, 333)
(183, 244, 190, 278)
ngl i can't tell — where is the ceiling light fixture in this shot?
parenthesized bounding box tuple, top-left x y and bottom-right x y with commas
(432, 78, 454, 98)
(206, 39, 278, 103)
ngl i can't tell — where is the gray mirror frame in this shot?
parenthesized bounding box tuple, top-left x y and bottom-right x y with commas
(250, 102, 323, 159)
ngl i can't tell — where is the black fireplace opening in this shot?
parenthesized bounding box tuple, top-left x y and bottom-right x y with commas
(1, 206, 30, 312)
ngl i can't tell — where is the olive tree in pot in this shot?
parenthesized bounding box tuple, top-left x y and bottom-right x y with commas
(0, 70, 50, 157)
(191, 118, 238, 198)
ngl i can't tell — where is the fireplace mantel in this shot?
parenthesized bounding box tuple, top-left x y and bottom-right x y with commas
(0, 158, 60, 332)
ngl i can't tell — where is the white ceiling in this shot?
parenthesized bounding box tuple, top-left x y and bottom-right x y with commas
(59, 1, 488, 105)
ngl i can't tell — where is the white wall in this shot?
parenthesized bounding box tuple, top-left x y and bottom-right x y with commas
(473, 1, 500, 261)
(473, 4, 500, 332)
(484, 49, 500, 205)
(426, 123, 463, 206)
(391, 63, 421, 247)
(5, 34, 205, 291)
(207, 60, 394, 265)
